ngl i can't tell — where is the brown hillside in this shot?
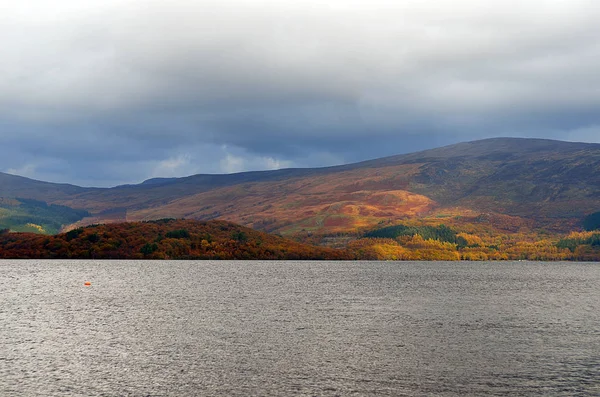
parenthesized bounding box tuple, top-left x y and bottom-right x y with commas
(0, 219, 351, 260)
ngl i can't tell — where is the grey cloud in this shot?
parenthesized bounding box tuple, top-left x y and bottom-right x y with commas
(1, 0, 600, 186)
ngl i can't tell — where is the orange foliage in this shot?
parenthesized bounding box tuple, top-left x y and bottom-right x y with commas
(0, 219, 351, 260)
(1, 218, 599, 261)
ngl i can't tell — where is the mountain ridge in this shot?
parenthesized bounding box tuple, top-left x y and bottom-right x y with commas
(3, 137, 597, 190)
(2, 137, 599, 236)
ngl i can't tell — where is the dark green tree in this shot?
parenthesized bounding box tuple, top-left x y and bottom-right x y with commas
(140, 243, 159, 255)
(583, 212, 600, 231)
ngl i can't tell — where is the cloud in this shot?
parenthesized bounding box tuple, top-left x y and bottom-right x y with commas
(1, 0, 600, 186)
(219, 147, 294, 174)
(151, 154, 193, 178)
(6, 164, 37, 179)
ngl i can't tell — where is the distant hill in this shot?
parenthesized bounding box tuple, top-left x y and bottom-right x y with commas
(0, 198, 90, 234)
(1, 138, 599, 236)
(0, 172, 89, 201)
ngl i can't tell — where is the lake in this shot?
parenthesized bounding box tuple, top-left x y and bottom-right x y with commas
(1, 260, 599, 396)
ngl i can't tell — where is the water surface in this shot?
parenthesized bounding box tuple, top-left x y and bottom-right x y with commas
(1, 260, 599, 396)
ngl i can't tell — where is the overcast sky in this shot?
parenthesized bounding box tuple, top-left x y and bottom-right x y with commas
(2, 0, 600, 186)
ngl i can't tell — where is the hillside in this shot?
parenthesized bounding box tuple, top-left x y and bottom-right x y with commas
(1, 138, 599, 237)
(1, 219, 599, 261)
(0, 219, 350, 260)
(0, 198, 90, 234)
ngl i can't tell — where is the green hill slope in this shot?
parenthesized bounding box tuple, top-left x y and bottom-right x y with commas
(0, 198, 90, 234)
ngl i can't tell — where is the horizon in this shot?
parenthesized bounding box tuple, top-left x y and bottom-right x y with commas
(2, 135, 598, 188)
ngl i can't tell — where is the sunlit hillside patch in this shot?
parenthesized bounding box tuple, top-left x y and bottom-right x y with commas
(26, 223, 45, 233)
(125, 164, 436, 236)
(411, 208, 537, 236)
(456, 232, 484, 247)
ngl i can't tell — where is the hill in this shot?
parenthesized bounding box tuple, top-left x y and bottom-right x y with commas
(0, 198, 89, 234)
(1, 138, 599, 237)
(0, 172, 89, 201)
(1, 219, 599, 261)
(0, 219, 350, 260)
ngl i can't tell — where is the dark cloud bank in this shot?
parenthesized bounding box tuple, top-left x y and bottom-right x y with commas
(1, 0, 600, 186)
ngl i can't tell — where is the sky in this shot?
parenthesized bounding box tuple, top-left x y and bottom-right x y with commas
(1, 0, 600, 187)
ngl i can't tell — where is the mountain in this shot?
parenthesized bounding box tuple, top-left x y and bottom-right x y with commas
(0, 172, 89, 201)
(1, 138, 599, 236)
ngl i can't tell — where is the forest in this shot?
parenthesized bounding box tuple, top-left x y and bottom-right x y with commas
(0, 219, 350, 260)
(0, 218, 599, 261)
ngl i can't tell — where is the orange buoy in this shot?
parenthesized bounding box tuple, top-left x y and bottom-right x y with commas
(84, 281, 91, 286)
